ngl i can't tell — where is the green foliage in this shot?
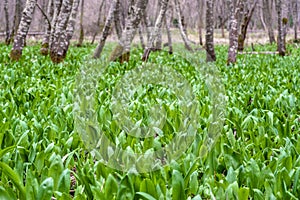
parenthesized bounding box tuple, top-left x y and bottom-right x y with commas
(0, 43, 299, 199)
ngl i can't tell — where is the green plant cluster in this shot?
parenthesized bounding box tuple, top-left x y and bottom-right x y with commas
(0, 43, 299, 199)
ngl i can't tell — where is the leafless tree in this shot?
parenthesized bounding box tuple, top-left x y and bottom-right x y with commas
(292, 0, 298, 40)
(263, 0, 276, 44)
(4, 0, 10, 45)
(205, 0, 217, 62)
(276, 0, 287, 56)
(237, 0, 258, 51)
(93, 0, 119, 58)
(50, 0, 80, 63)
(142, 0, 169, 61)
(10, 0, 37, 61)
(227, 0, 239, 64)
(40, 0, 54, 55)
(109, 0, 149, 63)
(77, 0, 85, 47)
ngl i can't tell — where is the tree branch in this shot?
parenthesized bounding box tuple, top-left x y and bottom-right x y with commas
(36, 3, 52, 30)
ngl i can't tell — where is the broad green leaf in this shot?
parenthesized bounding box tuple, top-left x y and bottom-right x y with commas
(172, 170, 186, 200)
(136, 192, 157, 200)
(37, 177, 54, 200)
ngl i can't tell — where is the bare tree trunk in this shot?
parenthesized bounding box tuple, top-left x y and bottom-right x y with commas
(77, 0, 85, 47)
(227, 0, 239, 65)
(292, 0, 298, 40)
(4, 0, 10, 45)
(40, 0, 54, 55)
(174, 0, 193, 51)
(109, 0, 149, 63)
(91, 0, 105, 44)
(10, 0, 37, 61)
(165, 8, 173, 54)
(237, 0, 258, 52)
(263, 0, 276, 44)
(114, 0, 123, 40)
(197, 0, 203, 45)
(93, 0, 119, 59)
(142, 0, 169, 61)
(276, 0, 286, 56)
(10, 0, 22, 44)
(205, 0, 216, 62)
(139, 25, 146, 49)
(50, 0, 80, 63)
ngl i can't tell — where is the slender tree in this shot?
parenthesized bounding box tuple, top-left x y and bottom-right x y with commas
(227, 0, 239, 64)
(77, 0, 85, 47)
(237, 0, 258, 51)
(40, 0, 54, 55)
(174, 0, 193, 51)
(276, 0, 286, 56)
(205, 0, 217, 62)
(292, 0, 298, 40)
(10, 0, 37, 61)
(263, 0, 276, 44)
(197, 0, 204, 45)
(93, 0, 119, 58)
(4, 0, 10, 45)
(142, 0, 169, 61)
(9, 0, 22, 45)
(165, 6, 173, 54)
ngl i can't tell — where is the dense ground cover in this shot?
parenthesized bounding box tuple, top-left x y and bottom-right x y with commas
(0, 43, 299, 199)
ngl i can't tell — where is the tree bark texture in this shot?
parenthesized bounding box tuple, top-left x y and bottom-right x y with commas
(142, 0, 169, 61)
(227, 0, 239, 64)
(276, 0, 286, 56)
(109, 0, 149, 63)
(50, 0, 80, 63)
(205, 0, 217, 62)
(93, 0, 119, 59)
(10, 0, 37, 61)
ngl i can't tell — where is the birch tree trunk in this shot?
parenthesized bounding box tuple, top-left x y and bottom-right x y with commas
(10, 0, 37, 61)
(276, 0, 286, 56)
(263, 0, 276, 44)
(142, 0, 169, 61)
(227, 0, 239, 64)
(237, 0, 258, 52)
(50, 0, 80, 63)
(40, 0, 54, 55)
(4, 0, 10, 45)
(93, 0, 119, 59)
(174, 0, 193, 51)
(77, 0, 85, 47)
(109, 0, 149, 63)
(205, 0, 217, 62)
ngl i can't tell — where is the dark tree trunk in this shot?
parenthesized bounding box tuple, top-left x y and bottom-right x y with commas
(10, 0, 37, 61)
(4, 0, 10, 45)
(292, 0, 298, 40)
(165, 8, 173, 54)
(10, 0, 22, 44)
(114, 0, 123, 40)
(205, 0, 216, 62)
(237, 0, 258, 52)
(77, 0, 85, 47)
